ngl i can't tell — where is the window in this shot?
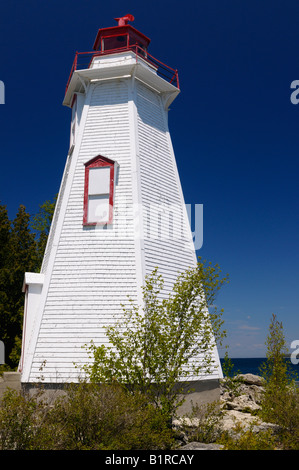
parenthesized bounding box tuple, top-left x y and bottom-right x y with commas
(102, 34, 128, 52)
(83, 155, 116, 225)
(70, 95, 77, 147)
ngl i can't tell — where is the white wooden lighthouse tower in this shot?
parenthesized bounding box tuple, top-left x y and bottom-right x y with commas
(19, 16, 222, 395)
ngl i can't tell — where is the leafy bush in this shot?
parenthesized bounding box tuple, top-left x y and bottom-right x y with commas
(219, 424, 278, 450)
(0, 383, 175, 450)
(259, 383, 299, 450)
(49, 383, 175, 450)
(0, 388, 53, 450)
(259, 314, 299, 450)
(84, 260, 228, 420)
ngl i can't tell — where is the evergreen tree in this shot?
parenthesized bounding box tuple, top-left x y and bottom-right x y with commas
(31, 196, 56, 270)
(0, 198, 56, 369)
(0, 203, 11, 268)
(0, 205, 37, 368)
(0, 203, 12, 367)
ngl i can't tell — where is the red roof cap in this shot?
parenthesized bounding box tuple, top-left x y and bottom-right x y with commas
(114, 14, 135, 26)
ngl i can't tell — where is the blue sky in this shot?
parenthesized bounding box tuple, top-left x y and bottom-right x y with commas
(0, 0, 298, 357)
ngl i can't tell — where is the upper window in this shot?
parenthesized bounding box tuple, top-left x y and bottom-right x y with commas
(70, 95, 77, 147)
(83, 155, 116, 226)
(102, 34, 128, 52)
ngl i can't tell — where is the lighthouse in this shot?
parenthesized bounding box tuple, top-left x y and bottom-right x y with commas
(19, 16, 222, 402)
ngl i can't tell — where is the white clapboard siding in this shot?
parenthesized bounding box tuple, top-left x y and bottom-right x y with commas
(136, 81, 196, 282)
(136, 81, 220, 380)
(28, 79, 140, 382)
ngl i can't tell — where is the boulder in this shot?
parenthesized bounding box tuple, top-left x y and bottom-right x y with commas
(220, 373, 265, 411)
(221, 410, 262, 432)
(225, 394, 261, 412)
(175, 373, 277, 448)
(221, 409, 279, 436)
(237, 374, 265, 386)
(180, 442, 224, 450)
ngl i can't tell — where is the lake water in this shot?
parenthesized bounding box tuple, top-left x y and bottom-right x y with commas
(220, 357, 299, 381)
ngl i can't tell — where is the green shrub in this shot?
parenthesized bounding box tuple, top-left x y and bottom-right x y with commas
(259, 384, 299, 450)
(0, 383, 175, 450)
(219, 424, 278, 450)
(83, 261, 228, 421)
(49, 383, 175, 450)
(259, 314, 299, 450)
(0, 388, 53, 450)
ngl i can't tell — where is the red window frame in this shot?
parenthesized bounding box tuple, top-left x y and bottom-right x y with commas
(83, 155, 115, 226)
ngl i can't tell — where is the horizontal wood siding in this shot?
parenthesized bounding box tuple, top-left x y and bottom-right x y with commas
(30, 80, 139, 382)
(136, 82, 196, 288)
(136, 82, 220, 380)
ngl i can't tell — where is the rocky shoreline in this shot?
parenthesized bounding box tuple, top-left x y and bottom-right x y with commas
(175, 373, 278, 450)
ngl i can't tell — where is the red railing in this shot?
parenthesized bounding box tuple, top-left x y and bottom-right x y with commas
(65, 45, 179, 94)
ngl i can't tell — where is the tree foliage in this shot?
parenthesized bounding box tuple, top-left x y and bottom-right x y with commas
(260, 314, 297, 387)
(84, 259, 228, 419)
(31, 196, 57, 268)
(0, 198, 56, 369)
(259, 314, 299, 449)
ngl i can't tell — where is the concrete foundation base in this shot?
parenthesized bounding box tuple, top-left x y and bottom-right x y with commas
(20, 378, 220, 416)
(176, 379, 220, 416)
(0, 372, 21, 399)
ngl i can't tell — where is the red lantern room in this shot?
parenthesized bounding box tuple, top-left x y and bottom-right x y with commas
(64, 14, 179, 106)
(92, 14, 151, 55)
